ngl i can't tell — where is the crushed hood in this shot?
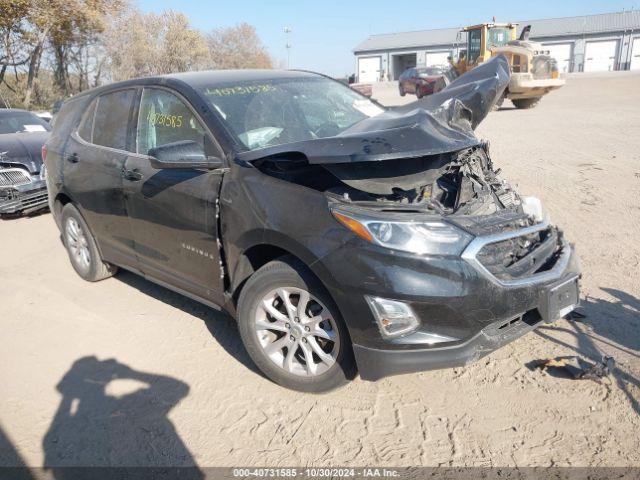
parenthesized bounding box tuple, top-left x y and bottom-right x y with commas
(0, 131, 49, 173)
(237, 55, 510, 165)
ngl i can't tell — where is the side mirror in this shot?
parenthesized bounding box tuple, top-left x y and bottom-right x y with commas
(148, 140, 224, 169)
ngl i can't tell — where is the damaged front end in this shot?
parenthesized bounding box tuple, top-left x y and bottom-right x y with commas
(0, 166, 48, 215)
(238, 56, 568, 286)
(323, 142, 569, 289)
(0, 135, 49, 215)
(217, 56, 581, 380)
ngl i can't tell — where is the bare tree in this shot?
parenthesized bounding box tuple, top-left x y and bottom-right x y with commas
(22, 1, 55, 107)
(206, 23, 273, 70)
(0, 0, 31, 88)
(0, 2, 271, 109)
(105, 9, 208, 81)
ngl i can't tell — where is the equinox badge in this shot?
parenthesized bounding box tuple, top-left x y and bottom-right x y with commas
(181, 243, 215, 260)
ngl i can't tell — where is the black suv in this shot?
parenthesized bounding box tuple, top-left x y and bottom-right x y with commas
(45, 58, 581, 392)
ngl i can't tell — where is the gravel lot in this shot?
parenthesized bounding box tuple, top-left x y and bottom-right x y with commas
(1, 72, 639, 469)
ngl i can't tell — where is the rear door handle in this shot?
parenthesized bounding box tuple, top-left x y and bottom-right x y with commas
(66, 153, 78, 163)
(122, 168, 143, 181)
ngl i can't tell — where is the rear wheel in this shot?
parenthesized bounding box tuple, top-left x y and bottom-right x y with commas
(237, 256, 355, 392)
(512, 97, 541, 109)
(416, 86, 423, 99)
(399, 85, 406, 97)
(61, 203, 117, 282)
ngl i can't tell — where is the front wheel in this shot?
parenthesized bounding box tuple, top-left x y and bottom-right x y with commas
(399, 85, 406, 97)
(512, 97, 541, 109)
(237, 256, 356, 392)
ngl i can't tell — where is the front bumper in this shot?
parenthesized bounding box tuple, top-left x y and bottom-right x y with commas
(319, 222, 581, 381)
(354, 309, 547, 380)
(507, 74, 566, 99)
(0, 179, 48, 214)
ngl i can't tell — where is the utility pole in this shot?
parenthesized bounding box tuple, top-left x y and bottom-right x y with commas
(284, 26, 292, 69)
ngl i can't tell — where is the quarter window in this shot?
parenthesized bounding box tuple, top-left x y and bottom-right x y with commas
(77, 98, 97, 142)
(136, 88, 208, 156)
(92, 89, 135, 151)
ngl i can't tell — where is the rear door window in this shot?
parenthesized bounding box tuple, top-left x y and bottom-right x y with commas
(92, 89, 136, 151)
(136, 88, 209, 156)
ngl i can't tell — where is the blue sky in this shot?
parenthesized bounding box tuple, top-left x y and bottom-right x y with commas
(136, 0, 640, 76)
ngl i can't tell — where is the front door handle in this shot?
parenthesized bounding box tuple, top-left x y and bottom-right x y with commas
(122, 168, 143, 181)
(66, 153, 78, 163)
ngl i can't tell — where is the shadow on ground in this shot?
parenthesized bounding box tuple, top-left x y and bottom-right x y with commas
(534, 287, 640, 415)
(1, 424, 35, 479)
(115, 270, 262, 377)
(41, 356, 203, 478)
(579, 288, 640, 353)
(0, 208, 50, 221)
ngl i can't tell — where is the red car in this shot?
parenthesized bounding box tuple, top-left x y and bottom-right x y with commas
(398, 66, 453, 98)
(337, 75, 373, 98)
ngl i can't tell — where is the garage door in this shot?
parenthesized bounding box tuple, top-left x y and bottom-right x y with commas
(544, 43, 572, 73)
(631, 38, 640, 70)
(584, 40, 618, 72)
(358, 56, 382, 83)
(425, 51, 450, 67)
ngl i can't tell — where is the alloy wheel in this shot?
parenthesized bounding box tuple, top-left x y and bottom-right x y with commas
(65, 217, 91, 272)
(255, 287, 340, 377)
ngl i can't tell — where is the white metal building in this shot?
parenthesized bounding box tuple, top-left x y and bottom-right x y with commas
(353, 10, 640, 82)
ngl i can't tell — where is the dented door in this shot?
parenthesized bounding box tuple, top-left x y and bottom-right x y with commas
(122, 87, 226, 304)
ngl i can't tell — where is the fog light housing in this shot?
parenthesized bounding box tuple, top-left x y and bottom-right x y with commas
(365, 296, 419, 339)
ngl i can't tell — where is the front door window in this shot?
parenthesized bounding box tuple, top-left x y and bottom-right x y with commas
(136, 88, 209, 156)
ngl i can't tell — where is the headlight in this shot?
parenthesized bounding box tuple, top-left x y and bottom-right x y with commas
(332, 208, 473, 256)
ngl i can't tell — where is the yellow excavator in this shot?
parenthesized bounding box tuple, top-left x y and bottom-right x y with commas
(451, 22, 565, 109)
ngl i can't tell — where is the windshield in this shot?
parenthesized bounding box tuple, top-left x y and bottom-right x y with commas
(417, 67, 443, 77)
(488, 27, 511, 47)
(0, 111, 51, 134)
(200, 77, 385, 151)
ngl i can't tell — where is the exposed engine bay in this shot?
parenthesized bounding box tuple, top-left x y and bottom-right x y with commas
(252, 143, 523, 218)
(325, 143, 521, 216)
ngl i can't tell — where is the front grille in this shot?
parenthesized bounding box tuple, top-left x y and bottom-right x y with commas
(0, 188, 48, 213)
(476, 225, 562, 281)
(0, 168, 31, 187)
(21, 192, 48, 208)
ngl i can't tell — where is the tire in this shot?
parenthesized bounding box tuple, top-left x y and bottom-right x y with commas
(493, 95, 505, 111)
(61, 203, 117, 282)
(512, 97, 541, 109)
(416, 87, 423, 99)
(399, 85, 406, 97)
(237, 256, 356, 392)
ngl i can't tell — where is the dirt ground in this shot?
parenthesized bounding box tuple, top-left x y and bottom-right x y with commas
(1, 72, 639, 469)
